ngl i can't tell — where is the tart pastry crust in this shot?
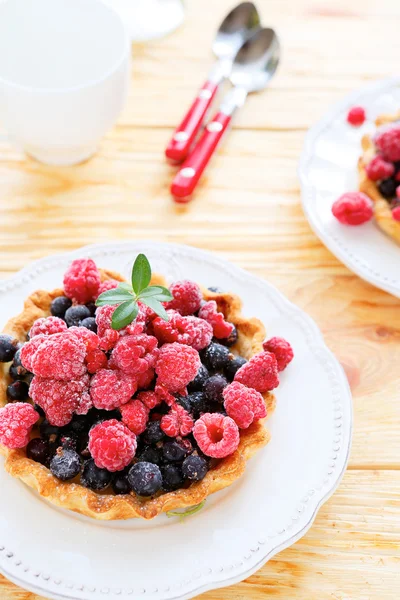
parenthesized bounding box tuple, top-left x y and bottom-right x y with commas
(0, 269, 274, 520)
(358, 110, 400, 244)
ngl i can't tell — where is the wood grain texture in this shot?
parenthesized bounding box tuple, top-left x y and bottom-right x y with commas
(0, 0, 399, 597)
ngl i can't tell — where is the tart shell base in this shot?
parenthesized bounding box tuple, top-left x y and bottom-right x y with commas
(0, 269, 274, 520)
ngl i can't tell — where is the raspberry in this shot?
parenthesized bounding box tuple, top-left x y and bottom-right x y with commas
(234, 350, 279, 393)
(110, 334, 159, 375)
(365, 156, 395, 181)
(75, 391, 93, 415)
(223, 382, 266, 429)
(392, 205, 400, 221)
(375, 125, 400, 161)
(263, 337, 294, 371)
(331, 192, 374, 225)
(95, 305, 120, 350)
(160, 403, 194, 437)
(63, 258, 101, 303)
(137, 390, 162, 409)
(22, 331, 87, 380)
(193, 413, 239, 458)
(29, 317, 67, 338)
(96, 279, 119, 297)
(152, 311, 213, 350)
(198, 301, 234, 339)
(88, 419, 137, 472)
(68, 327, 99, 353)
(120, 399, 149, 435)
(154, 383, 181, 407)
(155, 342, 200, 392)
(30, 374, 90, 426)
(90, 368, 137, 410)
(346, 106, 366, 127)
(136, 368, 155, 390)
(0, 403, 39, 449)
(165, 280, 203, 315)
(20, 334, 47, 372)
(85, 348, 108, 374)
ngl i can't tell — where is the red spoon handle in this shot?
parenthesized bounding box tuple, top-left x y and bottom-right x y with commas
(165, 80, 219, 162)
(171, 111, 231, 200)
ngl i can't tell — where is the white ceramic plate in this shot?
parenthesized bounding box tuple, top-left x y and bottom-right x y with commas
(299, 77, 400, 298)
(0, 242, 352, 600)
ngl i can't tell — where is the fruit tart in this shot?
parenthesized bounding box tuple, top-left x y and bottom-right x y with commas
(0, 254, 293, 520)
(358, 110, 400, 242)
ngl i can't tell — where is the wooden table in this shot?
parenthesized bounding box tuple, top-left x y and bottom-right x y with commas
(1, 0, 400, 597)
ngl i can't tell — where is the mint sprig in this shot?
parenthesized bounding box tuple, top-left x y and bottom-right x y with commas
(95, 254, 173, 330)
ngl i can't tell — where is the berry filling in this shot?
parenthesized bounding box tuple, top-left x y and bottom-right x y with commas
(0, 255, 293, 501)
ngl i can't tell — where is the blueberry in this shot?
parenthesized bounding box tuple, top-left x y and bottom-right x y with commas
(182, 455, 208, 481)
(34, 403, 45, 418)
(6, 380, 29, 401)
(378, 177, 397, 199)
(86, 302, 97, 317)
(66, 414, 90, 437)
(80, 317, 97, 333)
(50, 296, 72, 319)
(26, 438, 50, 466)
(175, 395, 191, 413)
(203, 374, 228, 403)
(9, 348, 29, 380)
(112, 472, 131, 495)
(161, 464, 184, 492)
(218, 325, 238, 347)
(58, 433, 79, 450)
(225, 356, 247, 381)
(187, 392, 208, 419)
(89, 409, 122, 427)
(202, 343, 230, 370)
(142, 421, 164, 445)
(50, 448, 81, 481)
(137, 446, 162, 465)
(208, 286, 223, 293)
(163, 440, 188, 463)
(187, 364, 209, 393)
(64, 305, 91, 327)
(39, 419, 60, 440)
(128, 462, 162, 496)
(81, 459, 112, 490)
(0, 334, 18, 362)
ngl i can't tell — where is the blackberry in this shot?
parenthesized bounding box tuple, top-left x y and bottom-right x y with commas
(26, 438, 51, 466)
(219, 325, 238, 347)
(203, 374, 228, 403)
(86, 302, 97, 317)
(187, 364, 209, 393)
(0, 334, 18, 362)
(112, 472, 131, 495)
(6, 380, 29, 401)
(9, 349, 29, 380)
(187, 392, 208, 419)
(50, 448, 81, 481)
(225, 355, 247, 381)
(81, 459, 112, 491)
(175, 395, 191, 413)
(137, 446, 162, 465)
(378, 177, 397, 200)
(161, 464, 184, 492)
(142, 421, 164, 445)
(50, 296, 72, 319)
(208, 286, 223, 293)
(182, 455, 208, 481)
(64, 305, 91, 327)
(163, 440, 188, 463)
(80, 317, 97, 332)
(202, 343, 230, 370)
(128, 462, 162, 496)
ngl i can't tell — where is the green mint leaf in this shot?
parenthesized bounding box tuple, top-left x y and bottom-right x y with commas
(118, 282, 134, 292)
(111, 301, 139, 330)
(131, 254, 151, 294)
(141, 296, 169, 321)
(95, 288, 134, 307)
(138, 286, 172, 302)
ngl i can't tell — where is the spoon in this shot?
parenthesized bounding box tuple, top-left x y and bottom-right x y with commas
(171, 28, 280, 200)
(165, 2, 260, 162)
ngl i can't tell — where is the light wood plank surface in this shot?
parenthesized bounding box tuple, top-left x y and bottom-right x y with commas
(0, 0, 399, 598)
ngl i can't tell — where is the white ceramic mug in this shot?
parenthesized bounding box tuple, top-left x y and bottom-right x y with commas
(0, 0, 131, 165)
